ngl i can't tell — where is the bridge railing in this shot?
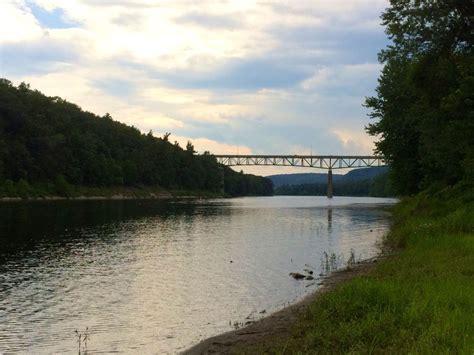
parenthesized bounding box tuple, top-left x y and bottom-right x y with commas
(214, 155, 386, 170)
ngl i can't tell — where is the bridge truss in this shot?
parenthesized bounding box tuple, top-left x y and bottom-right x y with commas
(214, 155, 386, 170)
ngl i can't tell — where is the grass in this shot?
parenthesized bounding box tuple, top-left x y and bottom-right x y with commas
(242, 182, 474, 354)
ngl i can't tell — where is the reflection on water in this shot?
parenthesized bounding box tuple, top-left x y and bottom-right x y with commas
(0, 196, 396, 353)
(327, 208, 333, 232)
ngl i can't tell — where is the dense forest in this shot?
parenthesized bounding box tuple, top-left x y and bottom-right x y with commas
(365, 0, 473, 194)
(0, 79, 273, 198)
(274, 172, 394, 197)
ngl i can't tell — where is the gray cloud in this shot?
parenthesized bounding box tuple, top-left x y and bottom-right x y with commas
(175, 12, 242, 29)
(0, 39, 80, 76)
(112, 12, 145, 29)
(93, 78, 137, 97)
(270, 25, 387, 66)
(148, 57, 311, 91)
(80, 0, 158, 8)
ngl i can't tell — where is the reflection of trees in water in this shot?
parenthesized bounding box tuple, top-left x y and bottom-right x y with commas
(325, 206, 390, 230)
(327, 208, 332, 234)
(0, 200, 232, 260)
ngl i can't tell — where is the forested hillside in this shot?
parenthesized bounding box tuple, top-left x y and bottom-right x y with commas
(268, 172, 343, 188)
(269, 167, 392, 197)
(0, 79, 272, 198)
(268, 167, 387, 188)
(274, 170, 393, 197)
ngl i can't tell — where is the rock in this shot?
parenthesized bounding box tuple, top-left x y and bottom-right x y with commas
(305, 276, 314, 280)
(289, 272, 306, 280)
(229, 260, 233, 263)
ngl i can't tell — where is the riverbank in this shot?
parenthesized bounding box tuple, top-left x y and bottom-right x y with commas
(0, 185, 226, 202)
(186, 182, 474, 354)
(184, 256, 387, 355)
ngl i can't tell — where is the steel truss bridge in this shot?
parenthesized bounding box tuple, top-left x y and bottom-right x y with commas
(214, 155, 387, 198)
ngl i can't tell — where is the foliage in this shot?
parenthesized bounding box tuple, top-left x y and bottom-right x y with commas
(365, 0, 474, 195)
(224, 169, 273, 197)
(0, 80, 272, 198)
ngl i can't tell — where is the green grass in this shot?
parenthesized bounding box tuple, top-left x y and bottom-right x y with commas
(244, 182, 474, 354)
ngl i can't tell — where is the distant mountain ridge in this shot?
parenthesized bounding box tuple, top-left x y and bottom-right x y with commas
(267, 167, 388, 188)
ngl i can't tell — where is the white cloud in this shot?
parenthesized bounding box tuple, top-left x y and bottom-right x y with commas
(332, 128, 375, 154)
(0, 1, 43, 43)
(301, 63, 382, 91)
(169, 135, 252, 155)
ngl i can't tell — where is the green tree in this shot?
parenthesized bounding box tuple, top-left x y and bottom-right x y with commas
(366, 0, 474, 194)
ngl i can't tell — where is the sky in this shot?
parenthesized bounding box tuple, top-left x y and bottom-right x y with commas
(0, 0, 390, 175)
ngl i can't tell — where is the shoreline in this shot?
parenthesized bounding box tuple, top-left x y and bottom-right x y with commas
(183, 255, 387, 355)
(0, 191, 224, 202)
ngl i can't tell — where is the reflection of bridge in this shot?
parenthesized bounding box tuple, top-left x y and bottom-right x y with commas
(214, 155, 387, 199)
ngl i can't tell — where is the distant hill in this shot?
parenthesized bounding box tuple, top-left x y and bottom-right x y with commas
(343, 166, 388, 181)
(267, 167, 388, 188)
(270, 167, 394, 197)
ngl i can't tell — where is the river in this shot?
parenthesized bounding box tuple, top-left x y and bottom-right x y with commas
(0, 196, 396, 353)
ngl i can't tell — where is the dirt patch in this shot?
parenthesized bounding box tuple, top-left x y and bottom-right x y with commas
(182, 258, 382, 355)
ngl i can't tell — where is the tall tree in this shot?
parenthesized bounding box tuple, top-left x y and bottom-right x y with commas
(366, 0, 474, 194)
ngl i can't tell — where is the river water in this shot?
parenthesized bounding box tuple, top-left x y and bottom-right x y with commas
(0, 196, 396, 354)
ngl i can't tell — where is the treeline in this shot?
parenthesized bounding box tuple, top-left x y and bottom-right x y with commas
(0, 79, 272, 198)
(225, 170, 273, 197)
(365, 0, 473, 194)
(275, 173, 394, 197)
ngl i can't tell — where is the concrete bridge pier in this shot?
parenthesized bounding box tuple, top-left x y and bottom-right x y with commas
(327, 168, 333, 199)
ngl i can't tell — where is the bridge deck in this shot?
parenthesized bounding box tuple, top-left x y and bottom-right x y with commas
(214, 155, 386, 170)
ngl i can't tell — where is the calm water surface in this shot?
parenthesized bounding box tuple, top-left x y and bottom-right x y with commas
(0, 196, 396, 353)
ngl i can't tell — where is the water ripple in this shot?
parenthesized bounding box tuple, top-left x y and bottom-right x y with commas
(0, 196, 395, 353)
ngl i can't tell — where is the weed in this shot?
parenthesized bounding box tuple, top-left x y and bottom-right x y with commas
(74, 327, 90, 353)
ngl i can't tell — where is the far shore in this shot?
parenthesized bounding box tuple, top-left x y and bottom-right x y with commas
(183, 254, 390, 355)
(0, 190, 228, 202)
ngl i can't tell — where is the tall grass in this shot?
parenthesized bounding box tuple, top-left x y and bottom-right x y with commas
(244, 182, 474, 354)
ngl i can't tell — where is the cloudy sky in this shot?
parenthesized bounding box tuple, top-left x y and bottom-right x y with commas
(0, 0, 389, 175)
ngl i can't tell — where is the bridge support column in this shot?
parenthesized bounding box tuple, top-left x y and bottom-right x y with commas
(327, 168, 333, 199)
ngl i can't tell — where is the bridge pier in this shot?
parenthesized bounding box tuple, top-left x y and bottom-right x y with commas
(327, 168, 333, 199)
